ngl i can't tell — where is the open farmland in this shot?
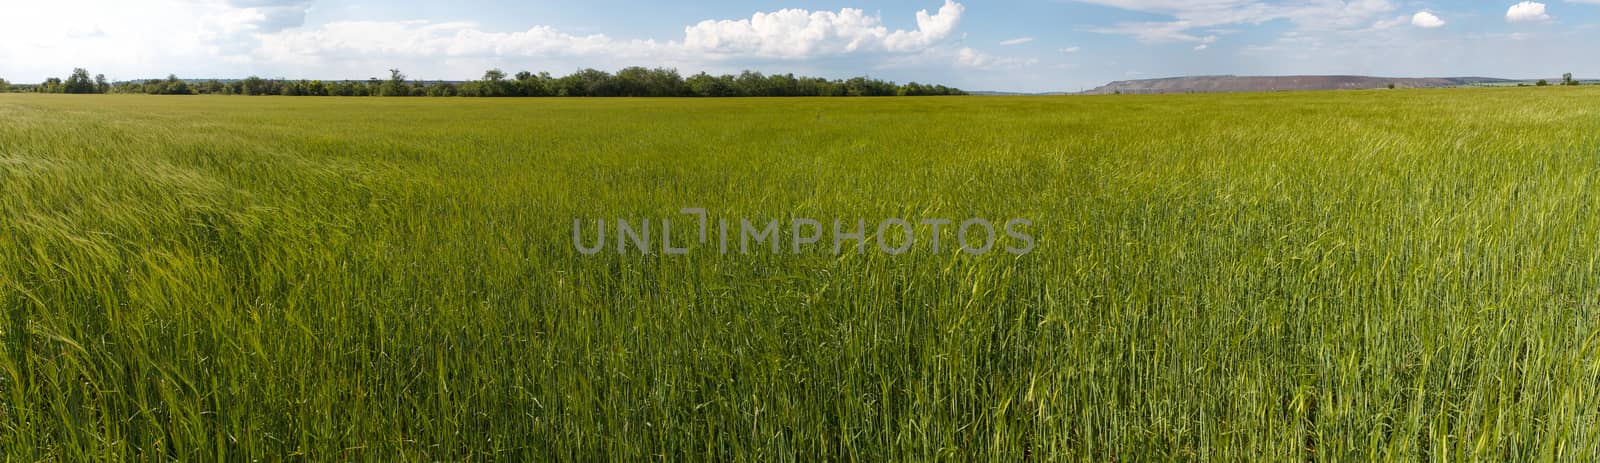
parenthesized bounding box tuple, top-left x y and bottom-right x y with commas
(3, 89, 1600, 460)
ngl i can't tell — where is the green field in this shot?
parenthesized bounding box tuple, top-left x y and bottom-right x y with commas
(3, 89, 1600, 460)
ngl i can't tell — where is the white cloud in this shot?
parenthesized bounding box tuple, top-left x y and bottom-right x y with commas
(1506, 2, 1552, 22)
(999, 37, 1034, 45)
(1087, 21, 1220, 43)
(217, 0, 314, 33)
(1060, 46, 1082, 53)
(251, 0, 975, 77)
(257, 21, 660, 62)
(241, 2, 990, 81)
(1194, 43, 1209, 50)
(0, 0, 1015, 86)
(0, 0, 315, 80)
(877, 45, 1034, 71)
(956, 47, 990, 67)
(1370, 15, 1409, 29)
(954, 47, 1034, 68)
(1076, 0, 1398, 45)
(680, 0, 965, 58)
(1411, 11, 1446, 28)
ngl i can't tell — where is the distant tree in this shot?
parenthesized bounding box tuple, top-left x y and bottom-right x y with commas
(63, 68, 98, 94)
(613, 66, 653, 96)
(380, 68, 409, 96)
(1563, 72, 1575, 86)
(240, 76, 266, 95)
(0, 77, 9, 93)
(614, 67, 647, 96)
(569, 68, 618, 96)
(517, 71, 554, 96)
(425, 82, 458, 97)
(472, 68, 514, 96)
(199, 80, 225, 94)
(92, 66, 964, 98)
(735, 71, 768, 96)
(109, 81, 141, 94)
(843, 76, 872, 96)
(328, 80, 356, 96)
(1536, 79, 1550, 86)
(1387, 83, 1396, 89)
(41, 77, 63, 93)
(161, 74, 193, 95)
(686, 72, 731, 97)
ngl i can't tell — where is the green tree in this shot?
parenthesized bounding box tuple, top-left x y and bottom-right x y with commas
(425, 82, 458, 97)
(1563, 72, 1575, 86)
(472, 68, 510, 97)
(380, 68, 409, 96)
(1536, 79, 1550, 86)
(686, 72, 731, 97)
(241, 76, 267, 95)
(614, 66, 652, 96)
(0, 77, 9, 93)
(63, 68, 97, 94)
(566, 68, 616, 96)
(735, 71, 768, 96)
(81, 66, 963, 99)
(162, 74, 193, 95)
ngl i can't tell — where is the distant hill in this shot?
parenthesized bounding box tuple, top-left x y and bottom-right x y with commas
(1082, 75, 1518, 95)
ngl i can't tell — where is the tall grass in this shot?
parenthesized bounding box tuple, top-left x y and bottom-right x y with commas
(2, 89, 1600, 460)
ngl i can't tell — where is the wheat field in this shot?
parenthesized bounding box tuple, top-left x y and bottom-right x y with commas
(3, 89, 1600, 460)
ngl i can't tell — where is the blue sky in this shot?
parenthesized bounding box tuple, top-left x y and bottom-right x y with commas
(1, 0, 1596, 92)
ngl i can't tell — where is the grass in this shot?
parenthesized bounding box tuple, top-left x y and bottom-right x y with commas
(2, 88, 1600, 460)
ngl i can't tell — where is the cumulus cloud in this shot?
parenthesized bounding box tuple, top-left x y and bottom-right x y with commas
(680, 0, 964, 58)
(0, 0, 1014, 85)
(9, 0, 1046, 90)
(257, 21, 660, 62)
(218, 0, 314, 33)
(1506, 2, 1552, 22)
(253, 4, 964, 80)
(999, 37, 1035, 45)
(249, 0, 979, 77)
(1411, 11, 1446, 28)
(0, 0, 316, 79)
(251, 0, 972, 73)
(1060, 46, 1082, 53)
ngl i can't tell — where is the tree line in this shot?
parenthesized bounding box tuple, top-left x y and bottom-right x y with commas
(5, 67, 966, 97)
